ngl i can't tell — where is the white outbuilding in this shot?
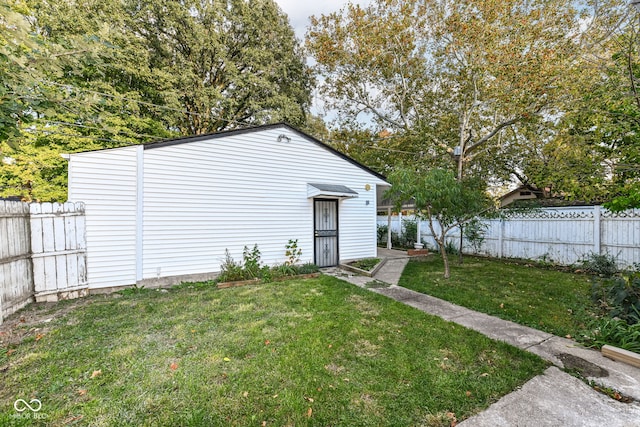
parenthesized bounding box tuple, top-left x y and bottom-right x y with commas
(67, 123, 390, 290)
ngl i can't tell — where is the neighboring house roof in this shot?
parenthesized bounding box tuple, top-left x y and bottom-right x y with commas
(71, 122, 388, 184)
(499, 184, 545, 207)
(500, 184, 598, 208)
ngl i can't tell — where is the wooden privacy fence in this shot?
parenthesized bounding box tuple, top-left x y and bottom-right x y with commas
(377, 206, 640, 269)
(0, 201, 87, 324)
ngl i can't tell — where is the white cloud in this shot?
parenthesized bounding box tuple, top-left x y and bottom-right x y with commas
(274, 0, 371, 39)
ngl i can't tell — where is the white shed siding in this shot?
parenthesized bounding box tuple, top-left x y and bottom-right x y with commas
(142, 126, 384, 278)
(68, 146, 138, 288)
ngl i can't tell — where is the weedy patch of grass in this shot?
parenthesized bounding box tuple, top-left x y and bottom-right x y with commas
(0, 276, 546, 426)
(399, 256, 592, 338)
(348, 258, 381, 272)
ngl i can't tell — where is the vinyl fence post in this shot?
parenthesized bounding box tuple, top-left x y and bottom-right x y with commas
(387, 207, 392, 249)
(498, 218, 504, 259)
(415, 217, 424, 249)
(593, 205, 601, 255)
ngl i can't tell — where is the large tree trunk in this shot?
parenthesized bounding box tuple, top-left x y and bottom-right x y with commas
(437, 239, 450, 279)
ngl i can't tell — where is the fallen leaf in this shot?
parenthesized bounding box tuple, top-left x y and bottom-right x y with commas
(446, 411, 457, 427)
(170, 362, 178, 371)
(565, 335, 572, 339)
(191, 329, 196, 333)
(306, 407, 313, 418)
(264, 340, 270, 345)
(304, 396, 314, 402)
(242, 391, 249, 398)
(465, 391, 472, 397)
(614, 392, 622, 400)
(261, 422, 266, 427)
(90, 370, 102, 378)
(35, 333, 44, 341)
(77, 389, 87, 396)
(6, 349, 15, 356)
(499, 303, 504, 309)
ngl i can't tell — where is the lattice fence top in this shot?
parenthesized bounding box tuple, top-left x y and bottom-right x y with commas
(501, 207, 640, 219)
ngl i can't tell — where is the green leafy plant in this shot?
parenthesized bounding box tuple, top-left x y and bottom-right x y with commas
(218, 249, 247, 282)
(464, 219, 488, 253)
(580, 252, 619, 277)
(242, 244, 263, 279)
(591, 271, 640, 325)
(272, 263, 298, 278)
(401, 219, 417, 248)
(582, 317, 640, 353)
(349, 258, 380, 271)
(444, 240, 459, 255)
(297, 262, 320, 274)
(117, 284, 146, 296)
(376, 224, 389, 246)
(285, 239, 302, 266)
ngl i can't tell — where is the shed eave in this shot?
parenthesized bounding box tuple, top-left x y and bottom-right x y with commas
(307, 183, 359, 199)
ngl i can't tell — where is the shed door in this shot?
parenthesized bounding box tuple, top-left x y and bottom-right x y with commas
(314, 199, 338, 267)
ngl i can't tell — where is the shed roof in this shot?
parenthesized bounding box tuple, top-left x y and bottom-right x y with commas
(140, 122, 389, 183)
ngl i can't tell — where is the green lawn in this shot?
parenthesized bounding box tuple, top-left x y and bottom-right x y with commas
(1, 276, 546, 426)
(399, 256, 593, 338)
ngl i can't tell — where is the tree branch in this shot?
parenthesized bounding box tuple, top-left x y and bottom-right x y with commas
(466, 117, 520, 154)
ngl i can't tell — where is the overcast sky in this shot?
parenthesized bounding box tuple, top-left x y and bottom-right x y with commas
(273, 0, 372, 120)
(274, 0, 371, 39)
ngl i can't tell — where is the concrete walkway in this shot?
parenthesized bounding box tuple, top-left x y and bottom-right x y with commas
(324, 249, 640, 426)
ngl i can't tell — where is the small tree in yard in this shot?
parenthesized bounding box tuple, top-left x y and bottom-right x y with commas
(386, 168, 493, 278)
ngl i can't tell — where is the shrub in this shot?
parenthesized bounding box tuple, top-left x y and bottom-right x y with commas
(580, 252, 619, 277)
(591, 271, 640, 325)
(376, 224, 388, 246)
(464, 219, 487, 253)
(218, 242, 319, 284)
(242, 244, 262, 279)
(218, 249, 246, 282)
(298, 262, 320, 274)
(444, 240, 459, 255)
(402, 220, 417, 248)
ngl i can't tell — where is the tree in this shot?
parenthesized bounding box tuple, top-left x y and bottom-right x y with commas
(1, 0, 312, 200)
(386, 167, 493, 278)
(306, 0, 623, 182)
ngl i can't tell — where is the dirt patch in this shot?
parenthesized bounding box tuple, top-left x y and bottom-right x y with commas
(0, 296, 101, 347)
(558, 353, 609, 378)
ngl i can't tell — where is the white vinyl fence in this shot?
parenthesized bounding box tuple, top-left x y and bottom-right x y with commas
(378, 206, 640, 269)
(1, 201, 87, 324)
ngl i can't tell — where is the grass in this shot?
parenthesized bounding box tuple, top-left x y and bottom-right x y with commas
(399, 256, 593, 338)
(1, 276, 546, 426)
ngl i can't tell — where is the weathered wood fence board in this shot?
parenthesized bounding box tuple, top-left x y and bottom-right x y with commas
(30, 202, 88, 302)
(0, 201, 33, 323)
(0, 201, 87, 324)
(378, 206, 640, 269)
